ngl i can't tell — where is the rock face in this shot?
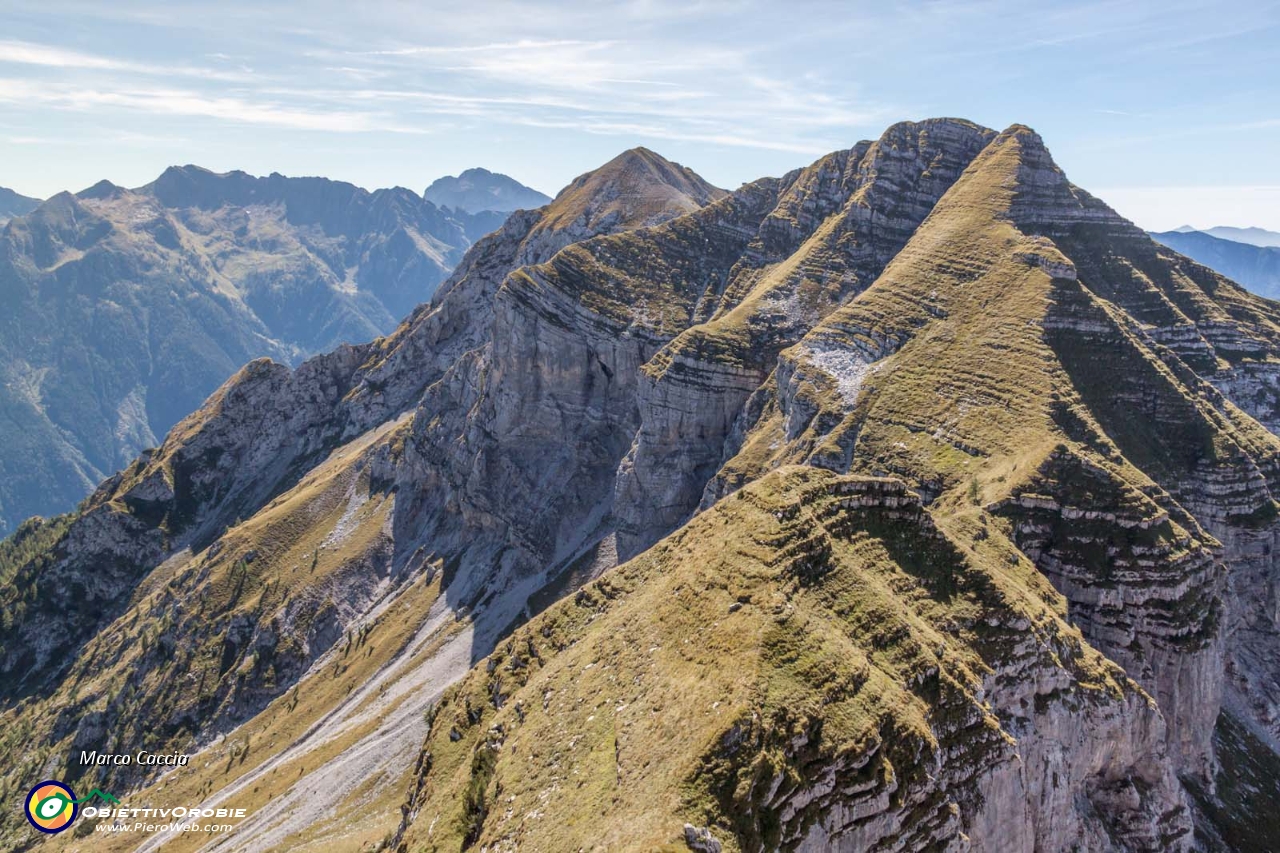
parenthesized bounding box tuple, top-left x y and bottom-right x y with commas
(3, 122, 1280, 852)
(424, 167, 552, 214)
(615, 119, 997, 559)
(0, 166, 515, 535)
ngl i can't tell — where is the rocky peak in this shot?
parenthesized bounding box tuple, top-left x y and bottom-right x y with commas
(424, 166, 551, 214)
(3, 190, 114, 269)
(339, 146, 732, 431)
(536, 146, 726, 238)
(613, 118, 998, 559)
(75, 179, 125, 201)
(146, 163, 259, 209)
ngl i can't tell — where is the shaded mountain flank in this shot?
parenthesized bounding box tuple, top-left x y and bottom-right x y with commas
(424, 167, 552, 215)
(4, 122, 1280, 853)
(0, 186, 40, 224)
(1153, 229, 1280, 300)
(0, 167, 516, 535)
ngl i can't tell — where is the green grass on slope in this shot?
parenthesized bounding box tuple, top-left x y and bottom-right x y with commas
(395, 467, 1130, 853)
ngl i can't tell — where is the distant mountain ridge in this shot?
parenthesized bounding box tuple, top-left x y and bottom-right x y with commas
(0, 165, 508, 534)
(424, 166, 551, 213)
(1152, 228, 1280, 299)
(1198, 224, 1280, 248)
(0, 185, 39, 223)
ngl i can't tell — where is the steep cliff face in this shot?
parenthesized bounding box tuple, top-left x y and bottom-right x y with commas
(5, 121, 1280, 853)
(390, 173, 777, 614)
(615, 119, 997, 558)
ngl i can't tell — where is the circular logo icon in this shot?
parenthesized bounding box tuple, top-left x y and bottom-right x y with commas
(24, 781, 78, 834)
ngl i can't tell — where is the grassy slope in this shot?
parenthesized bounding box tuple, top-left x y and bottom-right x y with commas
(714, 126, 1278, 553)
(396, 467, 1131, 852)
(0, 419, 432, 852)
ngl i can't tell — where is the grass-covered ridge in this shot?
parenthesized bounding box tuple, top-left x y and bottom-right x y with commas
(394, 467, 1161, 852)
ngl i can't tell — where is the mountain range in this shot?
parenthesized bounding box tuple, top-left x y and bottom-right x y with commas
(1152, 228, 1280, 299)
(424, 167, 552, 214)
(0, 167, 550, 537)
(3, 120, 1280, 852)
(1173, 223, 1280, 248)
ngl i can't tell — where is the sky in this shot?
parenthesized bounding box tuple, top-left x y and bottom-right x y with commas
(0, 0, 1278, 231)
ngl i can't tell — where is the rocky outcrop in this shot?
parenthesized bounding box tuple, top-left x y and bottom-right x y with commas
(615, 119, 997, 558)
(995, 448, 1224, 776)
(342, 148, 722, 434)
(389, 178, 775, 608)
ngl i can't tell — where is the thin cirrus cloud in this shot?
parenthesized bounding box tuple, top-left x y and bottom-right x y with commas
(326, 37, 885, 150)
(0, 78, 404, 134)
(0, 38, 253, 81)
(351, 38, 600, 57)
(3, 0, 1278, 227)
(0, 32, 872, 154)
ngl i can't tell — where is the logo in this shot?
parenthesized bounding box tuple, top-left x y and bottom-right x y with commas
(23, 782, 119, 834)
(24, 781, 78, 834)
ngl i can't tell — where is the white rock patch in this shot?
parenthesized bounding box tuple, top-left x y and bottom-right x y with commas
(803, 343, 877, 410)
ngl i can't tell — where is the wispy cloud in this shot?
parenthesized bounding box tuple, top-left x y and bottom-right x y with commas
(351, 39, 600, 57)
(0, 24, 887, 158)
(2, 0, 1276, 222)
(0, 39, 253, 81)
(0, 78, 414, 133)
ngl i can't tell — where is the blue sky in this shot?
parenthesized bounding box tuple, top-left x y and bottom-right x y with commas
(1, 0, 1278, 230)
